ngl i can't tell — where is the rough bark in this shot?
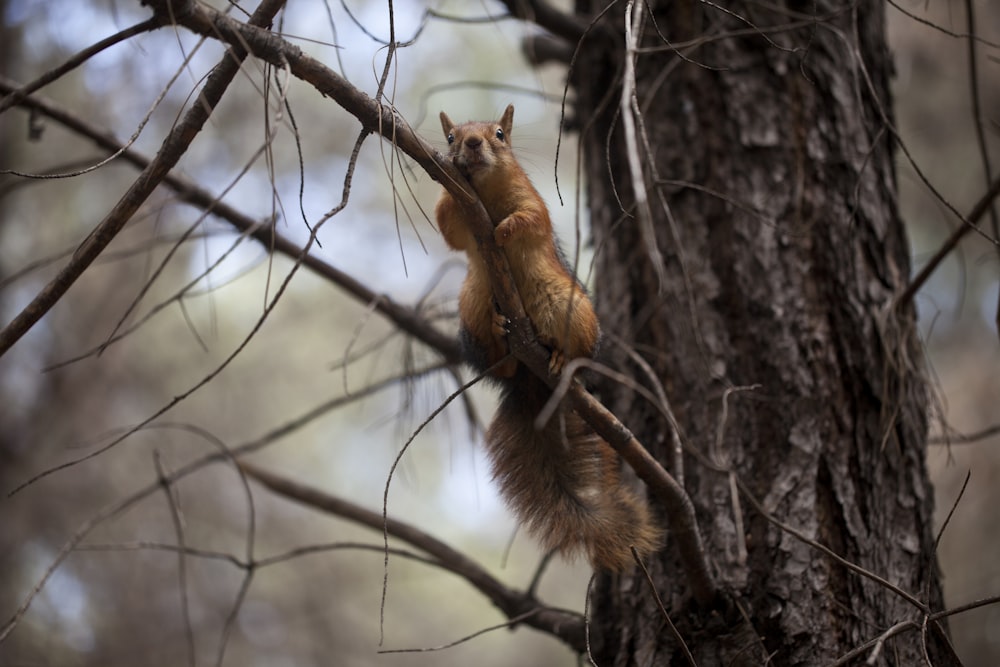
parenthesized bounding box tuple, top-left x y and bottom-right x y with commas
(571, 1, 953, 663)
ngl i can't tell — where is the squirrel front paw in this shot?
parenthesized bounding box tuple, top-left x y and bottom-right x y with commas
(488, 306, 518, 378)
(491, 310, 510, 339)
(547, 348, 567, 376)
(536, 334, 567, 376)
(494, 217, 513, 246)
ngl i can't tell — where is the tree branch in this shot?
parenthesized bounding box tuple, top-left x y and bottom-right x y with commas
(894, 172, 1000, 308)
(143, 0, 718, 608)
(1, 365, 444, 642)
(0, 76, 462, 363)
(0, 0, 289, 358)
(237, 461, 587, 652)
(497, 0, 590, 44)
(0, 17, 163, 116)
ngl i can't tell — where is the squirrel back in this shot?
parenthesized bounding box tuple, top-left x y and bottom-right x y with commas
(436, 105, 662, 571)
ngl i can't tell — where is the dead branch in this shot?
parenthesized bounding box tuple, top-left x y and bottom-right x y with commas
(141, 0, 719, 609)
(0, 75, 461, 363)
(0, 18, 163, 115)
(496, 0, 590, 43)
(0, 364, 445, 642)
(895, 173, 1000, 309)
(238, 461, 587, 652)
(0, 0, 288, 357)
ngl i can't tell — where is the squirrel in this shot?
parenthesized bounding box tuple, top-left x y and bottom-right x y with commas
(435, 104, 662, 571)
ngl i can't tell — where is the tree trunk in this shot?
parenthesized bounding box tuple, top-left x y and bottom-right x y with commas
(572, 1, 954, 663)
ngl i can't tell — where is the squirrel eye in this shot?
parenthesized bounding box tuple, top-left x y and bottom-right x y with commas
(447, 133, 455, 144)
(495, 128, 505, 141)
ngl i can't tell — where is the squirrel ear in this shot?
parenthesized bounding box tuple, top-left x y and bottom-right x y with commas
(439, 112, 454, 138)
(499, 104, 514, 142)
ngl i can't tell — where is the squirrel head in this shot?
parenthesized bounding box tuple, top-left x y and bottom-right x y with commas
(440, 104, 515, 180)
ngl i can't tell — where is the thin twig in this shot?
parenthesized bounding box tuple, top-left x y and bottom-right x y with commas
(0, 17, 163, 115)
(0, 365, 446, 643)
(621, 0, 667, 293)
(736, 478, 927, 613)
(962, 0, 1000, 335)
(929, 422, 1000, 445)
(92, 0, 718, 610)
(0, 76, 459, 360)
(633, 547, 697, 666)
(894, 173, 1000, 308)
(154, 452, 196, 667)
(0, 0, 285, 357)
(8, 125, 367, 494)
(377, 610, 548, 654)
(238, 461, 586, 651)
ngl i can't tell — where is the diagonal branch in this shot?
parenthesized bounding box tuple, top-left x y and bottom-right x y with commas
(0, 0, 289, 358)
(496, 0, 590, 43)
(143, 0, 718, 608)
(0, 76, 461, 363)
(895, 173, 1000, 309)
(237, 461, 587, 651)
(0, 364, 445, 643)
(0, 17, 163, 116)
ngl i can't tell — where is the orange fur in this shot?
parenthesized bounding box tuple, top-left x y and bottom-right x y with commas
(435, 105, 662, 571)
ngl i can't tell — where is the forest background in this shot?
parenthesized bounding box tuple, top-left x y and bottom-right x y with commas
(0, 1, 998, 665)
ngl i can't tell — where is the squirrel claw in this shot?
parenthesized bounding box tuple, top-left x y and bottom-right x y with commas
(548, 348, 566, 376)
(492, 311, 510, 338)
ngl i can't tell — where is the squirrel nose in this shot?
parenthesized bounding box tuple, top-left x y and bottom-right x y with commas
(465, 136, 482, 149)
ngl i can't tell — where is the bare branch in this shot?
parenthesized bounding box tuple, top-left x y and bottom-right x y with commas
(895, 173, 1000, 308)
(1, 365, 445, 642)
(736, 478, 927, 613)
(377, 610, 553, 654)
(621, 0, 667, 293)
(826, 593, 1000, 667)
(633, 548, 697, 666)
(19, 0, 715, 609)
(886, 0, 1000, 48)
(0, 0, 289, 358)
(567, 380, 717, 607)
(0, 76, 461, 362)
(496, 0, 590, 44)
(930, 422, 1000, 445)
(962, 0, 1000, 334)
(237, 461, 587, 651)
(153, 452, 196, 667)
(0, 17, 163, 115)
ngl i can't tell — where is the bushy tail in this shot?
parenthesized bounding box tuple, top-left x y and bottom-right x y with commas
(484, 372, 662, 571)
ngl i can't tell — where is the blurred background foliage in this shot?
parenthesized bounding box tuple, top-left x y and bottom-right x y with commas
(0, 0, 997, 665)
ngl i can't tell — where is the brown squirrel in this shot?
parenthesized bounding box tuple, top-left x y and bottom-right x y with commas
(435, 104, 662, 571)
